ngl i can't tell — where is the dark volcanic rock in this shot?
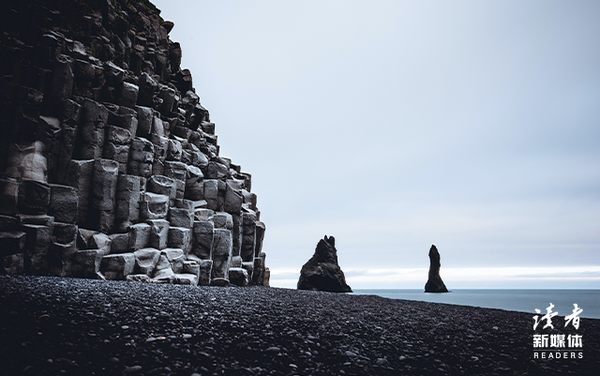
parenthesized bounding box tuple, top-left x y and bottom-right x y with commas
(424, 244, 449, 293)
(298, 235, 352, 292)
(0, 0, 268, 287)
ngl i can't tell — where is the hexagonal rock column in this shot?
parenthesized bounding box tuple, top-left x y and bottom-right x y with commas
(135, 106, 153, 138)
(90, 159, 119, 233)
(198, 259, 213, 286)
(147, 175, 176, 202)
(172, 274, 199, 285)
(166, 138, 182, 161)
(48, 184, 78, 224)
(120, 82, 139, 108)
(109, 233, 130, 254)
(231, 215, 242, 259)
(202, 180, 219, 211)
(164, 161, 186, 199)
(2, 252, 25, 275)
(263, 267, 271, 287)
(110, 107, 139, 137)
(0, 178, 19, 216)
(72, 245, 111, 280)
(168, 227, 191, 255)
(101, 253, 135, 280)
(254, 221, 266, 258)
(128, 223, 151, 251)
(103, 125, 132, 174)
(47, 54, 74, 111)
(168, 207, 193, 228)
(163, 248, 185, 274)
(242, 261, 254, 282)
(18, 180, 51, 215)
(148, 219, 170, 250)
(241, 212, 257, 262)
(210, 228, 232, 286)
(185, 165, 203, 190)
(22, 224, 52, 274)
(224, 182, 243, 214)
(213, 212, 233, 230)
(4, 141, 48, 182)
(64, 159, 94, 225)
(192, 220, 213, 259)
(0, 231, 26, 275)
(77, 99, 108, 159)
(115, 175, 142, 233)
(251, 252, 266, 286)
(140, 192, 169, 221)
(183, 259, 200, 278)
(152, 252, 174, 283)
(128, 137, 154, 178)
(229, 267, 249, 287)
(151, 134, 168, 175)
(133, 248, 161, 276)
(48, 222, 78, 277)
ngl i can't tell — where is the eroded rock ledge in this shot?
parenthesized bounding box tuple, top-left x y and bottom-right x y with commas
(0, 0, 269, 287)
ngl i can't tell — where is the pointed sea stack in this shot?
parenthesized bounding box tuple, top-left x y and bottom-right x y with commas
(425, 244, 449, 293)
(297, 235, 352, 293)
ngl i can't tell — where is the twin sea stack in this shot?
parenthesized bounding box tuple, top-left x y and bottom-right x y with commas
(297, 239, 449, 293)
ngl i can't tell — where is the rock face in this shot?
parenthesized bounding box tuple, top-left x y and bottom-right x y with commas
(298, 236, 352, 293)
(0, 0, 268, 287)
(424, 244, 449, 293)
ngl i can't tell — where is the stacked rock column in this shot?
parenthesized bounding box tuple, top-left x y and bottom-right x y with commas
(0, 0, 268, 287)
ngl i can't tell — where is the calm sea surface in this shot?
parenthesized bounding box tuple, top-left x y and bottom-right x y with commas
(352, 289, 600, 319)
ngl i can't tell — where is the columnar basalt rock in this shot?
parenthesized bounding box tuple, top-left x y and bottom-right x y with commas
(424, 244, 449, 293)
(0, 0, 268, 287)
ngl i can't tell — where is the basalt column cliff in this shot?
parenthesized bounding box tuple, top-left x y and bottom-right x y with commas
(0, 0, 269, 287)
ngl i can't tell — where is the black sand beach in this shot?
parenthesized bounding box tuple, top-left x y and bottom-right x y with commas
(1, 276, 598, 375)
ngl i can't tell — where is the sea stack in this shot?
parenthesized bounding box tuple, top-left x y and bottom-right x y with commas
(424, 244, 449, 293)
(297, 235, 352, 293)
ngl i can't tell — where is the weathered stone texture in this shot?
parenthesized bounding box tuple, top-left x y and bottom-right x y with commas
(297, 236, 352, 293)
(0, 0, 266, 287)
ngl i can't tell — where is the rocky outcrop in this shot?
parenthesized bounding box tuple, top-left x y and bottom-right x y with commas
(298, 236, 352, 293)
(0, 0, 268, 287)
(424, 244, 448, 293)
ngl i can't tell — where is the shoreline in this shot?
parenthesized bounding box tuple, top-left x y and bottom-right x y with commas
(1, 276, 598, 375)
(352, 288, 600, 319)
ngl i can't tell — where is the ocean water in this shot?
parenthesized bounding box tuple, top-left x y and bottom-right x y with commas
(352, 289, 600, 319)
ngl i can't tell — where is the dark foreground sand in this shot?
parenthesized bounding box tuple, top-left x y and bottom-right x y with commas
(1, 276, 598, 376)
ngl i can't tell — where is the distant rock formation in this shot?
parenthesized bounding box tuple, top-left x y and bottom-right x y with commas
(0, 0, 268, 287)
(425, 244, 448, 292)
(297, 235, 352, 293)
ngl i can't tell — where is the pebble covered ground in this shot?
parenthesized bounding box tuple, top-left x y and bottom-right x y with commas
(1, 276, 598, 375)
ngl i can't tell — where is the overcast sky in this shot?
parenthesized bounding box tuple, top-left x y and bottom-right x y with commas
(151, 0, 600, 289)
